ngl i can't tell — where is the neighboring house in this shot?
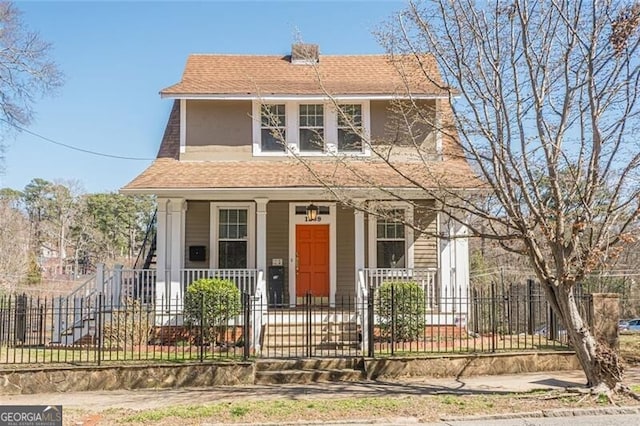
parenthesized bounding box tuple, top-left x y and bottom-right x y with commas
(121, 44, 478, 313)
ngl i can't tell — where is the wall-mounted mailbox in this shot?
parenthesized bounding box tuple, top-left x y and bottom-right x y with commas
(268, 265, 285, 307)
(189, 245, 206, 262)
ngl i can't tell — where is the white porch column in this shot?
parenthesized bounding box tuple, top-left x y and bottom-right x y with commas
(255, 198, 269, 274)
(354, 204, 365, 284)
(155, 198, 169, 309)
(354, 203, 368, 354)
(439, 217, 469, 316)
(167, 198, 186, 308)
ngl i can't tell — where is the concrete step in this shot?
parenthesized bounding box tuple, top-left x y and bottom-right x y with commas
(254, 368, 365, 385)
(262, 338, 360, 350)
(259, 347, 363, 358)
(264, 328, 359, 339)
(264, 323, 358, 334)
(262, 315, 357, 327)
(263, 335, 360, 350)
(256, 357, 362, 371)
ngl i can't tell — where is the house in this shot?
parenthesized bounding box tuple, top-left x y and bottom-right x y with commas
(121, 44, 478, 323)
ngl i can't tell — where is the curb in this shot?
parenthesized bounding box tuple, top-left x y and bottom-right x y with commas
(441, 405, 640, 421)
(203, 407, 640, 425)
(204, 419, 421, 426)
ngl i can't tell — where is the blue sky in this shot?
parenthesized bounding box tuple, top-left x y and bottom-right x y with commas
(0, 0, 403, 193)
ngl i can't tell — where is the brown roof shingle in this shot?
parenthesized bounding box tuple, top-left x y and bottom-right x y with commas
(161, 54, 447, 97)
(122, 158, 481, 192)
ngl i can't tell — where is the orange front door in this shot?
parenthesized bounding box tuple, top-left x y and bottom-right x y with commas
(296, 224, 329, 297)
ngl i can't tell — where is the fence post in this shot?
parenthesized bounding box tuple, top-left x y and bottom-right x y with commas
(243, 292, 250, 360)
(527, 279, 535, 335)
(490, 281, 496, 352)
(14, 294, 27, 346)
(38, 301, 45, 347)
(96, 293, 103, 366)
(199, 292, 205, 363)
(367, 288, 375, 358)
(306, 293, 312, 358)
(391, 284, 396, 356)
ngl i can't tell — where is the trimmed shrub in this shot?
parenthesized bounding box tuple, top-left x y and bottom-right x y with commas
(183, 278, 241, 344)
(377, 281, 426, 341)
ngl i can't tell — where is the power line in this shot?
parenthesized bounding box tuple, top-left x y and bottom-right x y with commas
(1, 118, 156, 161)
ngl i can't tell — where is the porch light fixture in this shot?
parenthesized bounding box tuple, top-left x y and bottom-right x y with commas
(305, 203, 319, 222)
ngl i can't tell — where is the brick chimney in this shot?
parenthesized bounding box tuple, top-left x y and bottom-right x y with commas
(291, 43, 319, 64)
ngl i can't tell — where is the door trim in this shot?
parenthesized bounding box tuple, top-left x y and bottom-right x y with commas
(288, 202, 336, 307)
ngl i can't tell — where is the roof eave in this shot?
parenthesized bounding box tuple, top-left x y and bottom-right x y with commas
(159, 92, 450, 101)
(120, 185, 484, 198)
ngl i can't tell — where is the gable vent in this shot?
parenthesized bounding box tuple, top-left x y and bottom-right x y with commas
(291, 43, 319, 65)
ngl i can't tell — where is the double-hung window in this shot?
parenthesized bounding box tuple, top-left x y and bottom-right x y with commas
(299, 104, 324, 152)
(376, 209, 406, 268)
(254, 101, 368, 156)
(261, 104, 286, 152)
(337, 104, 363, 152)
(218, 209, 248, 268)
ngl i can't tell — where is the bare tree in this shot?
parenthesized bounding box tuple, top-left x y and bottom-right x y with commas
(0, 2, 63, 164)
(360, 0, 640, 395)
(0, 198, 28, 291)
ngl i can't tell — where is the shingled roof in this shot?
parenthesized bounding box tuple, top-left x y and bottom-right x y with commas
(123, 48, 480, 194)
(122, 157, 481, 192)
(160, 54, 448, 97)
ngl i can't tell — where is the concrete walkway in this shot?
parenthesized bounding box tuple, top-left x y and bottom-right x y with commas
(3, 367, 640, 411)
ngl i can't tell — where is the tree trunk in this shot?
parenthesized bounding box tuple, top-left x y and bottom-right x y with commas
(542, 281, 623, 392)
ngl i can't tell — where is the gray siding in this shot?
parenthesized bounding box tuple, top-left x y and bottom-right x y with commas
(413, 201, 438, 269)
(184, 201, 210, 268)
(186, 100, 252, 147)
(266, 202, 289, 300)
(336, 205, 355, 298)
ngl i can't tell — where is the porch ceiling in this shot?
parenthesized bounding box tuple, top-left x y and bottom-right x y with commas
(121, 158, 483, 194)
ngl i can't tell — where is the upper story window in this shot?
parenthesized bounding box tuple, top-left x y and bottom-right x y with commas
(337, 104, 362, 152)
(252, 100, 370, 156)
(261, 104, 286, 152)
(299, 104, 324, 152)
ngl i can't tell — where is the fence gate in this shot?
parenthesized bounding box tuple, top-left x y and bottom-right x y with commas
(258, 294, 363, 358)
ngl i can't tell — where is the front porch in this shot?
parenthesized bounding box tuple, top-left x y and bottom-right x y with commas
(154, 197, 470, 309)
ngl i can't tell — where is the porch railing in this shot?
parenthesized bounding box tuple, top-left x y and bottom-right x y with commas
(363, 268, 438, 310)
(179, 269, 258, 299)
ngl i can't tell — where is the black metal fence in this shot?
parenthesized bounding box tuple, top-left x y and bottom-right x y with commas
(0, 281, 582, 366)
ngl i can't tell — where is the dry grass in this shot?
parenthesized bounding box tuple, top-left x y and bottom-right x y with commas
(63, 391, 640, 425)
(620, 333, 640, 363)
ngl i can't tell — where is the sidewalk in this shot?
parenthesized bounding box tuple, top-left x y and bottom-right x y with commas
(3, 366, 640, 411)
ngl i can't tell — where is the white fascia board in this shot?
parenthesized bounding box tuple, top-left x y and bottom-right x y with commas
(161, 93, 447, 101)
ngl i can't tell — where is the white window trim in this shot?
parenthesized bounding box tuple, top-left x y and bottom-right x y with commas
(252, 100, 370, 157)
(336, 103, 368, 155)
(298, 103, 325, 153)
(367, 202, 414, 269)
(253, 103, 288, 156)
(209, 202, 256, 269)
